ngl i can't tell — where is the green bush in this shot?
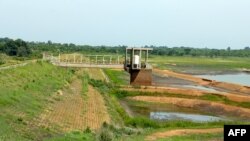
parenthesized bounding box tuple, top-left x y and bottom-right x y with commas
(0, 54, 6, 65)
(125, 117, 160, 128)
(82, 73, 89, 94)
(97, 128, 113, 141)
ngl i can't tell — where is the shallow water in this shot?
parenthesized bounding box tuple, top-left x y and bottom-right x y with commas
(197, 73, 250, 86)
(121, 99, 224, 122)
(150, 112, 222, 122)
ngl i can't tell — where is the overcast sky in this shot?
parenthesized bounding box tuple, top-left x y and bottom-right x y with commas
(0, 0, 250, 49)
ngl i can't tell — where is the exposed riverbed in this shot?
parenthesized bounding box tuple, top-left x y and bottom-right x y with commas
(153, 73, 218, 92)
(120, 99, 225, 122)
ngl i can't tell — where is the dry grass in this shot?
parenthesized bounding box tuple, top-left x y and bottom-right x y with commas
(146, 128, 223, 141)
(83, 85, 110, 130)
(85, 68, 106, 81)
(36, 79, 85, 132)
(35, 78, 110, 132)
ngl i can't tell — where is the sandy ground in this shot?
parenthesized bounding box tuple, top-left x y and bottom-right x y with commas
(153, 69, 250, 95)
(145, 128, 223, 141)
(129, 96, 250, 119)
(35, 79, 110, 132)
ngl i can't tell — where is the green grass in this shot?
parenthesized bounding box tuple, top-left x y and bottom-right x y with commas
(44, 131, 95, 141)
(0, 61, 74, 140)
(81, 73, 89, 95)
(89, 78, 125, 126)
(104, 69, 129, 85)
(149, 56, 250, 72)
(158, 132, 223, 141)
(0, 53, 32, 67)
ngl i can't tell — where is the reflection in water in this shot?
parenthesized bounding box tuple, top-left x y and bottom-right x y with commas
(150, 112, 222, 122)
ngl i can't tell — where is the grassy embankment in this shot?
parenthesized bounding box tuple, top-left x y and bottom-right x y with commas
(0, 53, 30, 67)
(0, 61, 74, 140)
(103, 69, 129, 85)
(150, 56, 250, 73)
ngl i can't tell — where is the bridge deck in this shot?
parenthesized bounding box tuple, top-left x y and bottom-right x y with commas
(53, 62, 123, 69)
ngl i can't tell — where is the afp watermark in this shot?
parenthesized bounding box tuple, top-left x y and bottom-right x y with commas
(224, 125, 250, 141)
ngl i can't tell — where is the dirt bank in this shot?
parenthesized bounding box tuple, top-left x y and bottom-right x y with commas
(121, 86, 250, 103)
(129, 96, 250, 119)
(121, 86, 205, 96)
(146, 128, 223, 141)
(154, 69, 250, 95)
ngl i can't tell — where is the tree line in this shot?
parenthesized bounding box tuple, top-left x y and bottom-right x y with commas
(1, 37, 250, 58)
(0, 38, 31, 57)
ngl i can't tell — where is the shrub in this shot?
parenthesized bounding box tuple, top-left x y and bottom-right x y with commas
(0, 54, 6, 65)
(97, 128, 113, 141)
(84, 127, 92, 133)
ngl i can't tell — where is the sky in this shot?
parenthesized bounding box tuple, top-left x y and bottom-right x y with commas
(0, 0, 250, 49)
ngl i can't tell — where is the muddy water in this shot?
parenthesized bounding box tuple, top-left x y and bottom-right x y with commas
(197, 73, 250, 86)
(121, 99, 224, 122)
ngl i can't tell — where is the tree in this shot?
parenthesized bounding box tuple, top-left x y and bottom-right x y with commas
(3, 39, 31, 57)
(4, 39, 17, 56)
(244, 46, 250, 50)
(47, 40, 52, 45)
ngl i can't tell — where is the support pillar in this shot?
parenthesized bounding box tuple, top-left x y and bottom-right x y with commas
(73, 54, 76, 63)
(130, 69, 152, 86)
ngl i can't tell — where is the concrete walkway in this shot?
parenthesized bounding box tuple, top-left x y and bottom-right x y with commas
(53, 62, 123, 69)
(0, 62, 28, 70)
